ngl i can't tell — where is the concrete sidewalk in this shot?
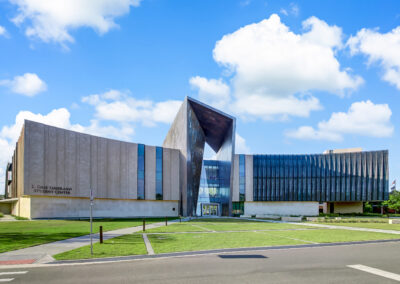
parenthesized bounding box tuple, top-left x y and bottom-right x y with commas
(0, 215, 18, 222)
(0, 218, 189, 264)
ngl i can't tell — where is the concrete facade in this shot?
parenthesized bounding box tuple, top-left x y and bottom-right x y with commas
(245, 155, 253, 202)
(7, 120, 181, 218)
(232, 155, 239, 202)
(244, 201, 319, 216)
(17, 196, 178, 219)
(4, 97, 389, 219)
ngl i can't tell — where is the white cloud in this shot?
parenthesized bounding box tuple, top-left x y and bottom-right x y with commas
(189, 76, 230, 109)
(231, 94, 322, 121)
(0, 25, 6, 36)
(0, 73, 47, 96)
(10, 0, 141, 46)
(280, 3, 299, 17)
(192, 14, 363, 121)
(235, 133, 251, 154)
(285, 100, 394, 141)
(348, 26, 400, 90)
(0, 107, 135, 194)
(82, 90, 182, 127)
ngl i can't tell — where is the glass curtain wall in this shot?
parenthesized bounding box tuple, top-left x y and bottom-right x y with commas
(156, 147, 163, 200)
(196, 160, 230, 216)
(137, 144, 145, 200)
(252, 151, 388, 202)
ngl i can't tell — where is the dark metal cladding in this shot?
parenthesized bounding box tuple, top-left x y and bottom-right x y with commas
(252, 151, 388, 202)
(163, 97, 235, 217)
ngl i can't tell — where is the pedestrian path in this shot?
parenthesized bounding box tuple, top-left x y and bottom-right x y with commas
(0, 215, 17, 222)
(0, 218, 189, 265)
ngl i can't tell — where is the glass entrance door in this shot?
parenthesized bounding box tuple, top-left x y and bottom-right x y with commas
(202, 204, 219, 216)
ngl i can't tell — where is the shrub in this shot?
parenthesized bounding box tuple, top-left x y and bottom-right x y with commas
(11, 215, 29, 220)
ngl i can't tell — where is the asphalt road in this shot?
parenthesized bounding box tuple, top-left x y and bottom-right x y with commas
(2, 241, 400, 283)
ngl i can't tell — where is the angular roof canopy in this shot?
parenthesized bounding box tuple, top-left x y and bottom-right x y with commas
(187, 97, 234, 153)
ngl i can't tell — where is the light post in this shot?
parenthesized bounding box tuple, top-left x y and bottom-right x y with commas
(90, 188, 94, 255)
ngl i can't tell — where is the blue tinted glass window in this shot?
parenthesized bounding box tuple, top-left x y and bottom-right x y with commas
(156, 147, 163, 200)
(239, 155, 245, 201)
(137, 144, 145, 200)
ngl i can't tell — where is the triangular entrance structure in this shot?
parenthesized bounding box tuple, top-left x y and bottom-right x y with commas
(163, 97, 236, 216)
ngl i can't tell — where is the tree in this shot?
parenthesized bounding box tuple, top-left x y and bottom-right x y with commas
(364, 202, 373, 213)
(383, 190, 400, 213)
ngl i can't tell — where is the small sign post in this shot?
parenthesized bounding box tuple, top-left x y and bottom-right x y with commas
(90, 188, 94, 255)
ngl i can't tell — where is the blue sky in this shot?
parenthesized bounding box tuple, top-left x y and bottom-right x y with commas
(0, 0, 399, 193)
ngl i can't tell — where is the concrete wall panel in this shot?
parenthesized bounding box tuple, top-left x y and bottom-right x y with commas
(56, 128, 65, 188)
(171, 149, 180, 201)
(127, 143, 138, 199)
(163, 148, 171, 200)
(77, 134, 91, 197)
(145, 146, 156, 200)
(65, 130, 77, 196)
(120, 142, 128, 199)
(45, 126, 57, 189)
(29, 197, 179, 218)
(232, 154, 239, 202)
(22, 121, 181, 204)
(245, 155, 253, 202)
(244, 201, 319, 216)
(27, 122, 45, 194)
(97, 138, 107, 198)
(90, 136, 98, 198)
(107, 140, 120, 199)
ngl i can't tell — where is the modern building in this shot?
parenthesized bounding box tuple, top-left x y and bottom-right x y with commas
(1, 97, 389, 218)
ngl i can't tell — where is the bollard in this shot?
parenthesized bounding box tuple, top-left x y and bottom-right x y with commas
(180, 215, 181, 223)
(143, 218, 146, 232)
(99, 226, 103, 244)
(165, 216, 168, 226)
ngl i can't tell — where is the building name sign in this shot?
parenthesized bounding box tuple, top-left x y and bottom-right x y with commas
(31, 184, 72, 195)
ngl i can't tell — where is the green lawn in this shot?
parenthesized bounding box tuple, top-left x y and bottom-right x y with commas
(142, 219, 305, 233)
(313, 222, 400, 231)
(0, 218, 175, 253)
(54, 234, 147, 260)
(260, 229, 400, 243)
(53, 218, 400, 260)
(148, 231, 303, 253)
(148, 229, 400, 254)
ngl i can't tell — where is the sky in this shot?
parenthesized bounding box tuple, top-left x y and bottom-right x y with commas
(0, 0, 399, 194)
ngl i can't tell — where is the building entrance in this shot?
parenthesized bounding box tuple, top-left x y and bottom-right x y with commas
(201, 203, 219, 216)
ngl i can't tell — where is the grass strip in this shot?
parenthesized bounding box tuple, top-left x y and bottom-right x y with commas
(53, 234, 147, 260)
(149, 229, 400, 254)
(148, 231, 304, 254)
(143, 220, 305, 233)
(0, 218, 175, 253)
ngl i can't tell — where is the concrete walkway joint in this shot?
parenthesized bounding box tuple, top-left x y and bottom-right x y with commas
(142, 234, 154, 255)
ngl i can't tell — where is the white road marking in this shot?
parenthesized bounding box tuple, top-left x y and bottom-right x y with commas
(348, 264, 400, 282)
(0, 279, 14, 282)
(0, 271, 28, 276)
